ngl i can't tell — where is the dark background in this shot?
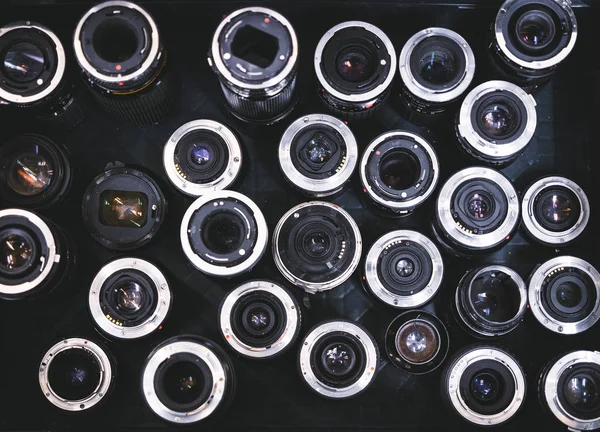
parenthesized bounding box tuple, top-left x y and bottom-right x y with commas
(1, 1, 599, 431)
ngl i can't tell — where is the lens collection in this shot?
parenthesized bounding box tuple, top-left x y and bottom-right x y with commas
(0, 0, 596, 429)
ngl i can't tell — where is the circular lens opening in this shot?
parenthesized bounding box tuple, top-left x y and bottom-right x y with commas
(466, 192, 494, 220)
(396, 320, 439, 365)
(7, 152, 53, 197)
(305, 137, 333, 164)
(302, 230, 332, 258)
(0, 231, 35, 272)
(320, 342, 357, 377)
(515, 10, 556, 50)
(555, 281, 583, 309)
(48, 349, 101, 401)
(470, 370, 501, 403)
(115, 281, 144, 311)
(191, 146, 211, 166)
(535, 187, 581, 233)
(565, 374, 599, 410)
(92, 19, 139, 63)
(379, 150, 420, 191)
(410, 36, 465, 89)
(162, 360, 205, 406)
(478, 103, 519, 139)
(201, 211, 244, 255)
(335, 46, 375, 83)
(2, 42, 45, 84)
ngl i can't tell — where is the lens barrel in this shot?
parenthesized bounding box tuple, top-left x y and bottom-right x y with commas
(73, 1, 177, 126)
(209, 7, 299, 124)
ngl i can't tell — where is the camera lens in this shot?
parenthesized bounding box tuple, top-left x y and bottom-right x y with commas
(457, 80, 537, 166)
(220, 280, 301, 358)
(299, 320, 378, 399)
(163, 120, 242, 197)
(273, 201, 361, 293)
(209, 7, 298, 124)
(142, 336, 235, 423)
(540, 351, 600, 430)
(39, 338, 114, 411)
(455, 265, 527, 337)
(399, 28, 475, 120)
(443, 346, 526, 426)
(529, 256, 600, 335)
(491, 0, 577, 89)
(82, 165, 166, 250)
(434, 167, 519, 255)
(522, 176, 590, 246)
(89, 258, 171, 339)
(181, 191, 268, 278)
(315, 21, 396, 120)
(364, 230, 443, 309)
(74, 1, 177, 126)
(279, 114, 358, 197)
(360, 130, 439, 216)
(0, 209, 73, 299)
(385, 310, 449, 374)
(0, 21, 75, 118)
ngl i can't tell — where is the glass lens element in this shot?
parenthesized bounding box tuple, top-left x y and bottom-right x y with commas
(470, 371, 500, 402)
(303, 231, 331, 258)
(396, 258, 415, 277)
(565, 375, 598, 410)
(321, 343, 356, 376)
(191, 146, 211, 166)
(541, 194, 574, 225)
(48, 349, 101, 401)
(163, 361, 204, 405)
(555, 282, 583, 309)
(115, 281, 143, 311)
(336, 49, 374, 83)
(467, 192, 492, 219)
(2, 42, 45, 84)
(201, 211, 243, 254)
(7, 152, 53, 197)
(247, 306, 270, 331)
(379, 150, 420, 191)
(517, 10, 555, 48)
(479, 104, 516, 138)
(396, 320, 439, 364)
(0, 233, 34, 271)
(306, 138, 333, 164)
(99, 191, 149, 228)
(417, 47, 457, 85)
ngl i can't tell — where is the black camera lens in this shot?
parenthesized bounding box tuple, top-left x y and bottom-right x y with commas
(73, 1, 177, 126)
(209, 7, 298, 124)
(457, 80, 537, 166)
(455, 266, 527, 337)
(529, 256, 600, 335)
(299, 321, 378, 399)
(443, 346, 526, 426)
(279, 114, 358, 197)
(385, 310, 449, 375)
(181, 191, 268, 278)
(273, 201, 361, 293)
(315, 21, 396, 120)
(360, 130, 439, 216)
(89, 258, 171, 339)
(364, 230, 444, 309)
(0, 209, 73, 299)
(220, 281, 301, 358)
(491, 0, 577, 90)
(39, 338, 114, 411)
(399, 28, 475, 122)
(82, 165, 166, 250)
(522, 176, 590, 246)
(434, 167, 519, 255)
(142, 336, 235, 424)
(540, 351, 600, 430)
(163, 120, 242, 197)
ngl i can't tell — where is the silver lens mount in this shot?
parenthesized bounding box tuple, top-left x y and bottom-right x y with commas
(522, 176, 590, 246)
(528, 256, 600, 334)
(364, 230, 443, 309)
(435, 167, 519, 252)
(279, 114, 358, 197)
(299, 320, 379, 399)
(163, 119, 242, 197)
(180, 190, 268, 278)
(39, 338, 114, 412)
(457, 80, 537, 163)
(219, 280, 300, 358)
(88, 257, 172, 339)
(445, 347, 526, 426)
(399, 27, 475, 104)
(543, 350, 600, 431)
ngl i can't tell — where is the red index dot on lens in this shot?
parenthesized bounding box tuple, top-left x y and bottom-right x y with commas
(264, 17, 270, 23)
(116, 64, 122, 71)
(226, 335, 230, 339)
(375, 151, 381, 156)
(119, 82, 124, 87)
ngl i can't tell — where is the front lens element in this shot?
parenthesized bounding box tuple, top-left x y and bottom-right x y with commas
(7, 153, 53, 197)
(479, 104, 518, 138)
(0, 232, 34, 271)
(162, 360, 205, 406)
(396, 320, 439, 365)
(471, 371, 500, 402)
(516, 10, 556, 50)
(336, 47, 374, 83)
(48, 349, 101, 401)
(2, 42, 45, 84)
(99, 190, 149, 228)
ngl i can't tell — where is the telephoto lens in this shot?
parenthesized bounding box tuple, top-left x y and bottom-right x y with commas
(163, 120, 242, 197)
(82, 164, 166, 251)
(521, 176, 590, 247)
(73, 1, 177, 126)
(0, 21, 76, 120)
(272, 201, 362, 294)
(208, 7, 298, 124)
(142, 335, 235, 424)
(0, 209, 74, 300)
(539, 350, 600, 431)
(528, 256, 600, 335)
(385, 310, 449, 375)
(455, 265, 527, 338)
(88, 258, 172, 340)
(457, 80, 537, 166)
(398, 28, 475, 123)
(0, 133, 71, 209)
(219, 280, 301, 359)
(298, 320, 379, 399)
(39, 338, 115, 412)
(433, 167, 519, 256)
(279, 114, 358, 197)
(180, 191, 268, 278)
(360, 130, 440, 216)
(363, 230, 444, 309)
(314, 21, 396, 121)
(490, 0, 577, 91)
(442, 346, 526, 426)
